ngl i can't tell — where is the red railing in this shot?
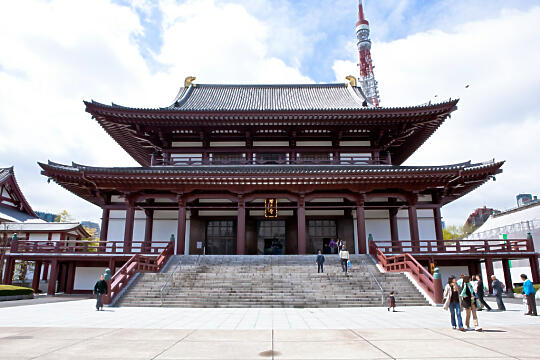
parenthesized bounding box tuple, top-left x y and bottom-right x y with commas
(372, 238, 533, 255)
(10, 239, 171, 255)
(106, 240, 174, 305)
(369, 240, 438, 303)
(155, 155, 391, 166)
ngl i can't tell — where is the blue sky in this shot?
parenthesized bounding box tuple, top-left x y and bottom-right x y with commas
(0, 0, 539, 227)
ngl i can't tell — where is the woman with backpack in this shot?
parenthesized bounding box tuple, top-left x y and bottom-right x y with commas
(461, 275, 482, 331)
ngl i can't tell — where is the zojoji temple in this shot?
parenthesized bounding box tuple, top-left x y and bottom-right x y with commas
(2, 0, 538, 303)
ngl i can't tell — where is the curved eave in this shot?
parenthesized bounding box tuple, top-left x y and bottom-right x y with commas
(0, 167, 37, 217)
(39, 160, 503, 207)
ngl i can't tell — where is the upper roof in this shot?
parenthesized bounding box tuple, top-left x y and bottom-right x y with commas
(164, 83, 370, 112)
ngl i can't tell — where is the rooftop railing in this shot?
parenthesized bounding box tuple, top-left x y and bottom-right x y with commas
(154, 155, 391, 166)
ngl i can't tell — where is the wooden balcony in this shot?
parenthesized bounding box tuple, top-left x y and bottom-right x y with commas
(371, 238, 536, 260)
(154, 155, 391, 166)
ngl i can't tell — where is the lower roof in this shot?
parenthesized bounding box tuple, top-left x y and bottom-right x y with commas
(39, 160, 504, 207)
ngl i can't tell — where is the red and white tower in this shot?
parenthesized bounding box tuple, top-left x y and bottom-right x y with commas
(356, 0, 380, 106)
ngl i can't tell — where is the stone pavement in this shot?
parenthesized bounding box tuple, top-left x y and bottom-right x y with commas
(0, 299, 539, 359)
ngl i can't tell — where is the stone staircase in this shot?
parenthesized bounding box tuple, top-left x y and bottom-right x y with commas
(118, 255, 429, 307)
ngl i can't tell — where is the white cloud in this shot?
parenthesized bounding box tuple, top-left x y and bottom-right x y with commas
(333, 6, 540, 225)
(0, 0, 311, 223)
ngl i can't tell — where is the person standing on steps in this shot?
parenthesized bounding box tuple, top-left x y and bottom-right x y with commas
(316, 250, 325, 273)
(521, 274, 537, 316)
(475, 275, 492, 311)
(491, 275, 506, 311)
(339, 244, 350, 274)
(443, 276, 465, 331)
(461, 275, 482, 331)
(337, 239, 344, 253)
(93, 274, 108, 311)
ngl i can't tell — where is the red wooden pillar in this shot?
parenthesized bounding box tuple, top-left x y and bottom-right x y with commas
(100, 208, 110, 242)
(65, 262, 75, 294)
(297, 196, 306, 254)
(57, 263, 67, 293)
(3, 257, 15, 285)
(108, 258, 116, 275)
(433, 207, 444, 252)
(123, 201, 135, 254)
(356, 199, 367, 254)
(236, 196, 246, 255)
(47, 259, 59, 295)
(408, 199, 420, 252)
(176, 197, 186, 255)
(485, 258, 494, 294)
(501, 259, 513, 293)
(389, 208, 400, 253)
(32, 261, 42, 293)
(42, 263, 49, 281)
(143, 209, 154, 253)
(529, 255, 540, 284)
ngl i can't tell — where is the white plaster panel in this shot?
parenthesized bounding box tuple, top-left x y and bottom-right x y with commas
(249, 210, 293, 216)
(133, 219, 145, 242)
(74, 267, 106, 290)
(366, 219, 391, 241)
(152, 220, 177, 242)
(296, 141, 332, 146)
(110, 195, 124, 203)
(310, 198, 344, 203)
(418, 194, 433, 202)
(397, 219, 411, 241)
(134, 210, 146, 220)
(417, 209, 434, 218)
(108, 219, 125, 241)
(172, 141, 202, 147)
(365, 210, 389, 219)
(305, 210, 344, 216)
(29, 233, 48, 240)
(253, 141, 289, 146)
(109, 210, 126, 219)
(153, 210, 178, 220)
(210, 141, 245, 147)
(51, 233, 60, 240)
(419, 218, 436, 241)
(199, 199, 233, 203)
(198, 210, 238, 216)
(339, 140, 370, 146)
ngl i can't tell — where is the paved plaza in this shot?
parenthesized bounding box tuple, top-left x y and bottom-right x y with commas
(0, 298, 539, 359)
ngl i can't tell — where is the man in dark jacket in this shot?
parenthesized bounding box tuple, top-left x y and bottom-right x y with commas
(93, 274, 108, 311)
(316, 250, 325, 273)
(476, 275, 492, 311)
(491, 275, 506, 311)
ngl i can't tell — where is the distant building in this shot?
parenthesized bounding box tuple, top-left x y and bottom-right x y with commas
(465, 206, 500, 228)
(516, 194, 539, 207)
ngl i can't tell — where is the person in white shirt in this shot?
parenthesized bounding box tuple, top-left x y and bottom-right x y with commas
(339, 245, 350, 274)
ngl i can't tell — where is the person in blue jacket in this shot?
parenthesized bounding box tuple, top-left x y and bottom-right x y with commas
(521, 274, 537, 316)
(316, 250, 325, 273)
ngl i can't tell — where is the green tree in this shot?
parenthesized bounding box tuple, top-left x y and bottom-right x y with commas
(82, 226, 99, 252)
(54, 210, 75, 223)
(443, 224, 477, 241)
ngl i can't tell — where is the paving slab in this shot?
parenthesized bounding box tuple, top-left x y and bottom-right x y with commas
(274, 340, 391, 359)
(155, 340, 272, 360)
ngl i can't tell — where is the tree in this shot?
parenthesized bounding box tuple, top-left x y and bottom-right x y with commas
(443, 224, 477, 241)
(54, 210, 75, 223)
(82, 226, 99, 252)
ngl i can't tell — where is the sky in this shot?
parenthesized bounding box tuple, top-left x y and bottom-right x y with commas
(0, 0, 539, 227)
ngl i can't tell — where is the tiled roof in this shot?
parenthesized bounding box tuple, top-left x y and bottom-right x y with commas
(166, 83, 368, 111)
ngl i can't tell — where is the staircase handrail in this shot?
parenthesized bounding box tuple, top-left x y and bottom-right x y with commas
(106, 240, 175, 305)
(370, 240, 437, 303)
(362, 257, 385, 305)
(160, 258, 182, 306)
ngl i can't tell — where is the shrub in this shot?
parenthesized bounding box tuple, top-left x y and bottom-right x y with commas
(0, 285, 35, 296)
(512, 284, 540, 294)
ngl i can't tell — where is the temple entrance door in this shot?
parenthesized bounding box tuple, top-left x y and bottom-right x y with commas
(205, 220, 235, 254)
(308, 220, 338, 254)
(257, 220, 286, 254)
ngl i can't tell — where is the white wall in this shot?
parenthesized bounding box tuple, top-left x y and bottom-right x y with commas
(29, 233, 49, 240)
(365, 210, 390, 241)
(74, 267, 106, 290)
(108, 210, 126, 241)
(438, 265, 469, 285)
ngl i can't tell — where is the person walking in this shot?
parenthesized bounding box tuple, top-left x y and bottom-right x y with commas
(339, 245, 350, 274)
(443, 276, 465, 331)
(491, 275, 506, 311)
(461, 275, 482, 331)
(475, 275, 492, 311)
(337, 239, 344, 253)
(93, 274, 108, 311)
(387, 291, 396, 312)
(521, 274, 537, 316)
(316, 250, 325, 273)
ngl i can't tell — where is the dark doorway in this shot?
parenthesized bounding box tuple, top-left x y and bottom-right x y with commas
(205, 220, 236, 254)
(257, 220, 286, 254)
(308, 220, 337, 254)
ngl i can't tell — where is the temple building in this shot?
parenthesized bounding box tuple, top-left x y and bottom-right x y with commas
(38, 80, 503, 260)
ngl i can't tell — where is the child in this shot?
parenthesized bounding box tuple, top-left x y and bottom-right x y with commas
(388, 291, 396, 312)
